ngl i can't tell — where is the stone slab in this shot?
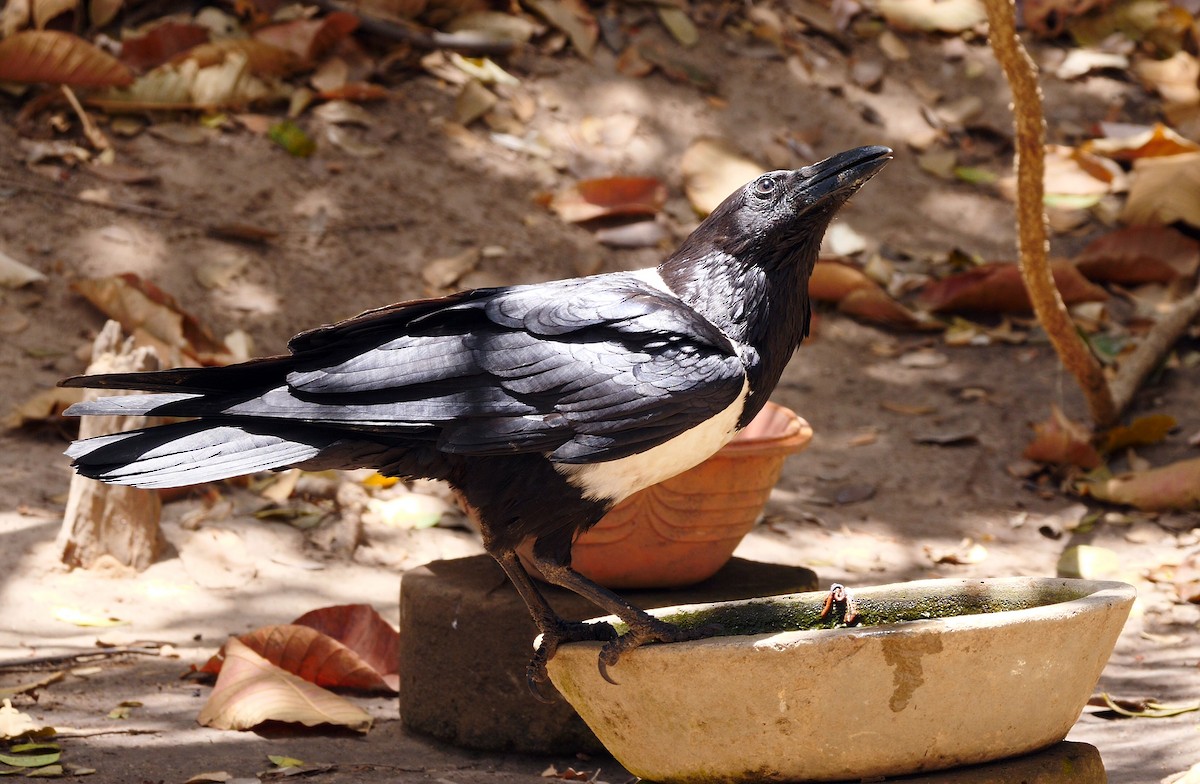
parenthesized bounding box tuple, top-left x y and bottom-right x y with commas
(398, 555, 818, 754)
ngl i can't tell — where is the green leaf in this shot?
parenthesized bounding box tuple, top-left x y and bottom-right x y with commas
(268, 121, 316, 158)
(5, 745, 57, 754)
(268, 755, 304, 768)
(953, 166, 998, 185)
(0, 752, 60, 768)
(25, 765, 64, 778)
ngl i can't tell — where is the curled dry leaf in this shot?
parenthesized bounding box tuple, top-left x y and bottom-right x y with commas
(120, 22, 211, 71)
(1123, 152, 1200, 228)
(1083, 456, 1200, 511)
(201, 623, 396, 692)
(522, 0, 597, 58)
(877, 0, 986, 33)
(0, 250, 48, 288)
(178, 39, 302, 78)
(543, 177, 667, 223)
(0, 699, 53, 740)
(292, 604, 400, 690)
(1075, 225, 1200, 285)
(1082, 123, 1200, 162)
(71, 273, 229, 365)
(197, 637, 373, 732)
(680, 138, 763, 217)
(0, 30, 133, 86)
(917, 261, 1107, 314)
(807, 259, 875, 302)
(1133, 51, 1200, 106)
(252, 11, 359, 63)
(1101, 414, 1177, 453)
(1024, 405, 1102, 469)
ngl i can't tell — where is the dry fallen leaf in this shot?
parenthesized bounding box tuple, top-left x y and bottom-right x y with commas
(1082, 123, 1200, 162)
(1057, 545, 1120, 579)
(252, 11, 358, 63)
(0, 250, 48, 288)
(120, 21, 211, 71)
(1101, 414, 1177, 454)
(0, 30, 133, 86)
(1122, 152, 1200, 228)
(918, 261, 1107, 313)
(1133, 51, 1200, 106)
(680, 137, 763, 217)
(1084, 457, 1200, 511)
(522, 0, 597, 58)
(877, 0, 985, 32)
(1024, 405, 1102, 469)
(72, 273, 229, 364)
(1075, 225, 1200, 285)
(197, 637, 373, 732)
(543, 177, 667, 223)
(200, 623, 396, 692)
(4, 386, 83, 430)
(0, 699, 52, 740)
(925, 537, 988, 565)
(292, 604, 400, 691)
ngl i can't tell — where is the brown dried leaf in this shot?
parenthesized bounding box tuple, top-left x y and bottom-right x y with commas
(917, 261, 1107, 313)
(4, 386, 83, 430)
(809, 259, 876, 302)
(252, 12, 358, 63)
(522, 0, 597, 58)
(925, 537, 988, 565)
(1085, 457, 1200, 511)
(1133, 51, 1200, 105)
(680, 138, 762, 217)
(544, 177, 667, 223)
(1024, 405, 1102, 469)
(33, 0, 75, 29)
(89, 0, 122, 28)
(1024, 0, 1111, 36)
(838, 287, 930, 331)
(197, 638, 373, 732)
(120, 22, 210, 71)
(1175, 551, 1200, 604)
(179, 38, 301, 77)
(1101, 414, 1177, 453)
(0, 30, 133, 86)
(1075, 226, 1200, 285)
(1082, 123, 1200, 162)
(201, 623, 394, 692)
(292, 604, 399, 690)
(1123, 152, 1200, 228)
(71, 274, 228, 364)
(877, 0, 986, 33)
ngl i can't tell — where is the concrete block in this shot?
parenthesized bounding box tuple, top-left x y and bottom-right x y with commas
(398, 555, 818, 754)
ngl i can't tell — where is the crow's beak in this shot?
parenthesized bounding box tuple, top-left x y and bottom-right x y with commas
(796, 145, 892, 204)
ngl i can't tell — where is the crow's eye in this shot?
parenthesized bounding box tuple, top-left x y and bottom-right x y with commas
(753, 175, 778, 199)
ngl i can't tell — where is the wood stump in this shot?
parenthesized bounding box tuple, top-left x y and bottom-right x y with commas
(58, 320, 165, 570)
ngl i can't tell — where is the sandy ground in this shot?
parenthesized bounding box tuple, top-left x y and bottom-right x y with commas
(0, 22, 1197, 784)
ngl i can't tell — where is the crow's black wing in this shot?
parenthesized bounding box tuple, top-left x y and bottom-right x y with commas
(67, 273, 748, 464)
(279, 273, 748, 463)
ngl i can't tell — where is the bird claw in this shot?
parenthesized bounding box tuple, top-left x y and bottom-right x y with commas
(819, 583, 860, 626)
(595, 619, 723, 684)
(526, 620, 617, 700)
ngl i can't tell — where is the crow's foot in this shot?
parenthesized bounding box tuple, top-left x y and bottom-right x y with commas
(526, 620, 618, 702)
(596, 618, 722, 685)
(819, 583, 859, 626)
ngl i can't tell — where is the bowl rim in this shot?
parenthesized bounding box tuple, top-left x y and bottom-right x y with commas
(555, 576, 1136, 652)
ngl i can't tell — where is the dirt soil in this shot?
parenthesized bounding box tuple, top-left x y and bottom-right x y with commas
(1, 21, 1198, 784)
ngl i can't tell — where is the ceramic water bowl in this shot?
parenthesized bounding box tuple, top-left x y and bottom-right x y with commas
(547, 577, 1135, 783)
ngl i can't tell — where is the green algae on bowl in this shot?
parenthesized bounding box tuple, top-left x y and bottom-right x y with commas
(612, 581, 1090, 638)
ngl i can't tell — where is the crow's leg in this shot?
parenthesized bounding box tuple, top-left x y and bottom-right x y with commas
(526, 539, 719, 685)
(492, 550, 616, 700)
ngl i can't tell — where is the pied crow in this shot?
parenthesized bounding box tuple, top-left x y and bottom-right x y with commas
(61, 145, 891, 691)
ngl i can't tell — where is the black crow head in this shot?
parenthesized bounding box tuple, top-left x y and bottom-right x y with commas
(685, 145, 892, 267)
